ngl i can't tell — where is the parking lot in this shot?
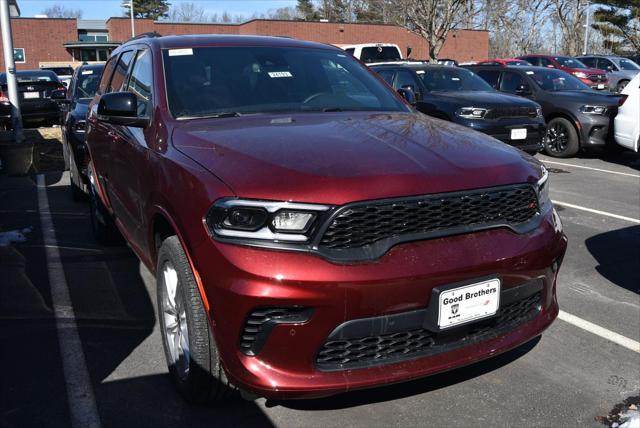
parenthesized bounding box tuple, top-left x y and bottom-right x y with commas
(0, 134, 638, 427)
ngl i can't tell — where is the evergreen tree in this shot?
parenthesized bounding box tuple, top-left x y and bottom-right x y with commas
(123, 0, 170, 20)
(297, 0, 321, 20)
(592, 0, 640, 53)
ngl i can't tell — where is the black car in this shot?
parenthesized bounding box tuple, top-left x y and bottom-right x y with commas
(370, 63, 546, 154)
(59, 63, 104, 199)
(0, 70, 64, 129)
(467, 65, 622, 158)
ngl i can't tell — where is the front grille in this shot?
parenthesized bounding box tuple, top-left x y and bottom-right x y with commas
(484, 106, 537, 119)
(319, 185, 538, 250)
(588, 74, 607, 82)
(316, 292, 542, 370)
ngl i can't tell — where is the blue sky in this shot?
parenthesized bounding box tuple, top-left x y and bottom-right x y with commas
(19, 0, 298, 19)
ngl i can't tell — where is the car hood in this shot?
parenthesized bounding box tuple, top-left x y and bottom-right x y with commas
(427, 91, 538, 108)
(551, 90, 621, 106)
(563, 67, 607, 75)
(172, 112, 542, 205)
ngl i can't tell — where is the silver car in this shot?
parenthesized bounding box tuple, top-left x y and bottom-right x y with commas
(577, 55, 640, 93)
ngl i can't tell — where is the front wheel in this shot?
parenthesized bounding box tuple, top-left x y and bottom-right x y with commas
(157, 236, 235, 404)
(544, 117, 579, 158)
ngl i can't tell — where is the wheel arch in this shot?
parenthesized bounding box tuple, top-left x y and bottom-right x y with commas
(545, 111, 582, 146)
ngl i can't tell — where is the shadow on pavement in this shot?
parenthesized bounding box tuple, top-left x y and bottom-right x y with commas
(575, 148, 640, 172)
(585, 225, 640, 294)
(274, 336, 540, 411)
(0, 173, 274, 427)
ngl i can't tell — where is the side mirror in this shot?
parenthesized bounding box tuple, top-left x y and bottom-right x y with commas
(397, 87, 416, 105)
(515, 84, 532, 95)
(607, 65, 614, 72)
(62, 81, 68, 88)
(97, 92, 148, 127)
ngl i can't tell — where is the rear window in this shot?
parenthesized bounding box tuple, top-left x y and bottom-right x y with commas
(360, 46, 401, 63)
(162, 46, 406, 119)
(0, 71, 59, 84)
(75, 67, 104, 99)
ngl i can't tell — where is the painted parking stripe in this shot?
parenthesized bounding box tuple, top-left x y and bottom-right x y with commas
(543, 160, 640, 178)
(558, 310, 640, 354)
(552, 200, 640, 224)
(37, 175, 102, 428)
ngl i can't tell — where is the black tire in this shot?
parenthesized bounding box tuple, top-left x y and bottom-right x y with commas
(616, 80, 629, 94)
(69, 155, 87, 201)
(62, 140, 70, 171)
(88, 168, 121, 244)
(544, 117, 579, 158)
(157, 236, 235, 404)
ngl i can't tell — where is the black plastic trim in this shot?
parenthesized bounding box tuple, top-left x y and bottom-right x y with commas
(239, 307, 313, 356)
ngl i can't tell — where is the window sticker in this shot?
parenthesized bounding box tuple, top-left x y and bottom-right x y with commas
(526, 71, 534, 74)
(451, 77, 460, 81)
(168, 48, 193, 57)
(416, 70, 425, 74)
(268, 71, 293, 78)
(81, 70, 94, 75)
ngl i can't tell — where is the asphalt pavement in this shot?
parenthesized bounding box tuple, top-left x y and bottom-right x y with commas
(0, 143, 638, 428)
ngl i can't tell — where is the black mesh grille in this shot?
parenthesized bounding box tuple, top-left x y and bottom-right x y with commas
(316, 292, 542, 370)
(484, 106, 537, 119)
(319, 185, 538, 250)
(588, 74, 607, 82)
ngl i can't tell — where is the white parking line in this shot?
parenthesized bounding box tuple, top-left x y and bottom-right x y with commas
(552, 200, 640, 224)
(37, 175, 102, 428)
(543, 160, 640, 178)
(558, 310, 640, 354)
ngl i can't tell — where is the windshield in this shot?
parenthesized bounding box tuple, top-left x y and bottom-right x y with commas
(75, 68, 103, 99)
(43, 67, 74, 76)
(162, 46, 406, 119)
(418, 67, 494, 92)
(554, 56, 588, 68)
(360, 46, 401, 63)
(528, 69, 591, 91)
(619, 58, 640, 70)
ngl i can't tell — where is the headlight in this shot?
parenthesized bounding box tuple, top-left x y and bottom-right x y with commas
(579, 105, 608, 115)
(206, 199, 331, 243)
(536, 106, 543, 118)
(573, 71, 588, 79)
(537, 165, 550, 210)
(455, 107, 487, 119)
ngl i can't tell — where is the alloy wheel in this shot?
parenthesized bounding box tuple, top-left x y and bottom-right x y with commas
(161, 262, 191, 380)
(546, 122, 569, 154)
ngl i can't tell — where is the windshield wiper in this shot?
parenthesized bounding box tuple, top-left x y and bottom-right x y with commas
(178, 111, 242, 120)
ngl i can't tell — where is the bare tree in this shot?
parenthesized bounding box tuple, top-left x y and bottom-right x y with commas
(167, 2, 207, 22)
(551, 0, 588, 55)
(41, 4, 83, 18)
(402, 0, 470, 60)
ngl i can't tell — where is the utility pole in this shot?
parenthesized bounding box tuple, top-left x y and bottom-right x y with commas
(0, 0, 22, 142)
(583, 0, 590, 55)
(124, 1, 135, 37)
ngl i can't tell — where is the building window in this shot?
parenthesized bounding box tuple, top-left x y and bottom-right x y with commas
(78, 32, 109, 42)
(13, 48, 25, 63)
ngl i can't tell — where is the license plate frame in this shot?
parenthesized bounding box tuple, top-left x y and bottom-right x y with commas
(510, 128, 527, 140)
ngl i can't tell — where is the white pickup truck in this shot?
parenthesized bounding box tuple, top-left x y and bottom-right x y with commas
(337, 43, 404, 63)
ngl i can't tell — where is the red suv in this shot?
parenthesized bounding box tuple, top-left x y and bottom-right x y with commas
(85, 35, 567, 403)
(518, 54, 608, 90)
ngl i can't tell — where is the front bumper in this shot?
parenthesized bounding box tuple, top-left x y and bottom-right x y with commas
(577, 111, 616, 147)
(192, 206, 567, 399)
(578, 77, 609, 91)
(458, 118, 546, 152)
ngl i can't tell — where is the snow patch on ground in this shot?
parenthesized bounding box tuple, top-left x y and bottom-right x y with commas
(0, 227, 32, 247)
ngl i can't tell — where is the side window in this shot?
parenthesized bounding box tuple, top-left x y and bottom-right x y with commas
(597, 58, 616, 71)
(539, 57, 554, 68)
(477, 70, 500, 89)
(127, 49, 153, 117)
(499, 71, 525, 93)
(376, 69, 395, 85)
(580, 57, 597, 68)
(394, 69, 419, 93)
(521, 57, 537, 66)
(108, 50, 135, 93)
(97, 56, 117, 95)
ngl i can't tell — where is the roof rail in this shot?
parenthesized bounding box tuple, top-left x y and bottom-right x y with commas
(125, 31, 162, 43)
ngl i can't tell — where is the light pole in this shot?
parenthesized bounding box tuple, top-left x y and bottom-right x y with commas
(583, 0, 590, 55)
(0, 0, 22, 142)
(124, 1, 135, 37)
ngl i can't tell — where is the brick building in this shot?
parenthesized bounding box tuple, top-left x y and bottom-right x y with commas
(1, 16, 488, 71)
